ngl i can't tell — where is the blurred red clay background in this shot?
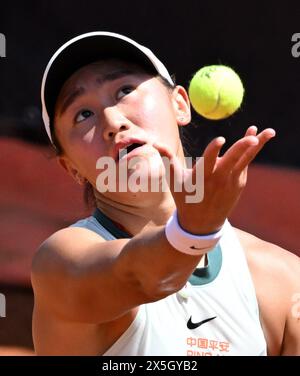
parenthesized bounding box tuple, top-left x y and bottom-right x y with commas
(0, 138, 299, 354)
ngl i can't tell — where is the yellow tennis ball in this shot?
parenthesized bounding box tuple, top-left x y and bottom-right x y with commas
(188, 65, 244, 120)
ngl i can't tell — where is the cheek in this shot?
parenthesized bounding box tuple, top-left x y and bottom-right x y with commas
(66, 140, 106, 184)
(133, 93, 178, 137)
(139, 96, 180, 152)
(68, 124, 107, 159)
(81, 126, 96, 143)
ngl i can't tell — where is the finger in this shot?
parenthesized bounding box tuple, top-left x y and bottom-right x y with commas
(245, 125, 258, 137)
(239, 127, 257, 177)
(217, 135, 259, 173)
(233, 128, 276, 174)
(152, 141, 174, 159)
(202, 137, 226, 177)
(152, 142, 184, 192)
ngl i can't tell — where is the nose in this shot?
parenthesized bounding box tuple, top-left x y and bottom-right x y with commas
(102, 106, 130, 141)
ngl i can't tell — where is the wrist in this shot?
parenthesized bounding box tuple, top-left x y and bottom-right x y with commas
(177, 212, 223, 235)
(165, 210, 224, 256)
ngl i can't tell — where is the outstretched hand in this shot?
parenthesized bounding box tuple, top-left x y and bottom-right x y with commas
(154, 126, 276, 234)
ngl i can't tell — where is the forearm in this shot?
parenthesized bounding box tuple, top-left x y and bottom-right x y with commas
(115, 225, 203, 300)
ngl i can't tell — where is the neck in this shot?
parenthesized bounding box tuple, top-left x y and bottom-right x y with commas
(94, 189, 176, 236)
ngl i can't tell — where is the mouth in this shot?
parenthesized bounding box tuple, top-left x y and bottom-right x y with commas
(117, 141, 146, 161)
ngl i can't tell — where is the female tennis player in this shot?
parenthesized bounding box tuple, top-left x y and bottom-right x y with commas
(31, 32, 300, 355)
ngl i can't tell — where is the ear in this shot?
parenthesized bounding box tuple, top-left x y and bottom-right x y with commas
(58, 156, 85, 185)
(171, 85, 191, 126)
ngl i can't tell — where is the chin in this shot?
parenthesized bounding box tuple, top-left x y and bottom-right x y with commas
(116, 189, 168, 208)
(117, 154, 166, 193)
(95, 151, 170, 205)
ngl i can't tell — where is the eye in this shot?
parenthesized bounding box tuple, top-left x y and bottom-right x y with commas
(116, 85, 134, 100)
(75, 109, 94, 123)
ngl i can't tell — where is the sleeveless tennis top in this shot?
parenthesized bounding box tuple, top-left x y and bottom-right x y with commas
(71, 209, 267, 356)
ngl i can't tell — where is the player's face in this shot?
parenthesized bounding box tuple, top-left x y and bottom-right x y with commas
(53, 60, 190, 199)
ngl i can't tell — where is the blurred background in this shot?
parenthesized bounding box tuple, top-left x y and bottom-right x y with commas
(0, 0, 299, 355)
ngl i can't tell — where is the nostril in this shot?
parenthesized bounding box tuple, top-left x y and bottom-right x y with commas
(108, 131, 114, 138)
(120, 125, 127, 131)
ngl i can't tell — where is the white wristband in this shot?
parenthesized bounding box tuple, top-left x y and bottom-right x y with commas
(165, 211, 223, 256)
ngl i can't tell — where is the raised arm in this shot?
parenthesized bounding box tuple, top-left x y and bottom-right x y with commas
(31, 126, 275, 325)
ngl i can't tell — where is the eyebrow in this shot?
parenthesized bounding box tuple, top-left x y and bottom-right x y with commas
(58, 69, 136, 117)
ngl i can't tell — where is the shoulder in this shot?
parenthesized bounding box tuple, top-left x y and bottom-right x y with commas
(31, 225, 130, 320)
(31, 227, 136, 353)
(234, 227, 300, 283)
(32, 226, 106, 277)
(234, 227, 300, 354)
(31, 226, 106, 307)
